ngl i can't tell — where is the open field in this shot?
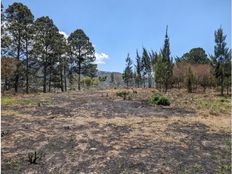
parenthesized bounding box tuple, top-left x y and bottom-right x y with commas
(1, 88, 231, 174)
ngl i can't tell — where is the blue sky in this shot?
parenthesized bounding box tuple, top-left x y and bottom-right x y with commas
(3, 0, 231, 72)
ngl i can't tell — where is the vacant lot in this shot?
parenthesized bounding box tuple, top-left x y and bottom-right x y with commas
(1, 88, 231, 174)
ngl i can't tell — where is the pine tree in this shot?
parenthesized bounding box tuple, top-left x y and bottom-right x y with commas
(141, 48, 152, 88)
(135, 50, 142, 87)
(5, 2, 34, 93)
(122, 54, 133, 88)
(155, 26, 173, 92)
(185, 67, 194, 93)
(68, 29, 95, 90)
(52, 32, 68, 92)
(33, 16, 59, 93)
(211, 27, 231, 96)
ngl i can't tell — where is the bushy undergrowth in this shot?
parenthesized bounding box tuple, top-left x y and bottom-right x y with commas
(149, 93, 170, 106)
(116, 91, 130, 100)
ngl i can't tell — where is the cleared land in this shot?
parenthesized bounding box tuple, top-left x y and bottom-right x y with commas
(1, 88, 231, 173)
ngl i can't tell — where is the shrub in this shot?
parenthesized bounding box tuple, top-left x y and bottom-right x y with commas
(149, 94, 170, 106)
(156, 96, 170, 106)
(185, 67, 195, 93)
(149, 93, 161, 103)
(116, 91, 130, 100)
(84, 77, 92, 87)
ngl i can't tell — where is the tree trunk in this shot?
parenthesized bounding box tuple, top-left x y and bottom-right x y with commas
(15, 31, 21, 93)
(4, 77, 8, 91)
(220, 71, 224, 96)
(26, 39, 29, 94)
(78, 61, 81, 90)
(43, 64, 47, 93)
(64, 65, 67, 91)
(60, 62, 64, 92)
(49, 64, 52, 92)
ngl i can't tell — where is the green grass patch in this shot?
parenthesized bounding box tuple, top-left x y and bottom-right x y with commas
(196, 96, 230, 114)
(1, 96, 17, 105)
(1, 96, 37, 106)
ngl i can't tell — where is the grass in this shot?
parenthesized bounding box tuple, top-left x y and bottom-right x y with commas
(196, 96, 230, 114)
(2, 96, 38, 106)
(1, 96, 17, 105)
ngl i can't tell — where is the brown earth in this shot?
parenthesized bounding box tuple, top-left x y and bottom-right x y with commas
(1, 88, 231, 174)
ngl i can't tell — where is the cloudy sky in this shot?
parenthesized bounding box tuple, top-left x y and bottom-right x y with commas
(3, 0, 231, 72)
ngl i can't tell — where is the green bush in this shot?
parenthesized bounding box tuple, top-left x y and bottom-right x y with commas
(116, 91, 130, 100)
(156, 96, 170, 106)
(84, 77, 92, 87)
(149, 94, 170, 106)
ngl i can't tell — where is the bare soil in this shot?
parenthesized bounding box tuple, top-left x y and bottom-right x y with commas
(1, 88, 231, 174)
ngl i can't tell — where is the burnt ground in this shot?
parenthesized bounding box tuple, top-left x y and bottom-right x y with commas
(1, 89, 231, 174)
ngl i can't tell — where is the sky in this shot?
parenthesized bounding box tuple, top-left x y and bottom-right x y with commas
(2, 0, 231, 72)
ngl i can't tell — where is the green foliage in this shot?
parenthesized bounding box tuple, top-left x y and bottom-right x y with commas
(84, 77, 92, 87)
(211, 27, 231, 96)
(155, 26, 173, 92)
(178, 48, 210, 64)
(135, 50, 142, 87)
(99, 76, 107, 82)
(1, 96, 16, 105)
(5, 2, 34, 93)
(122, 54, 133, 87)
(141, 48, 152, 88)
(92, 78, 100, 86)
(33, 16, 60, 93)
(185, 67, 195, 93)
(116, 91, 130, 100)
(197, 96, 230, 114)
(68, 29, 95, 90)
(149, 93, 170, 106)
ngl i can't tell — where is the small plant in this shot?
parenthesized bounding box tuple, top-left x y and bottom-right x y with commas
(116, 91, 130, 100)
(157, 96, 170, 105)
(28, 151, 43, 164)
(149, 94, 170, 106)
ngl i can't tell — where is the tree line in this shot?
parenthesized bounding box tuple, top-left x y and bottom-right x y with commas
(1, 2, 96, 94)
(122, 26, 231, 95)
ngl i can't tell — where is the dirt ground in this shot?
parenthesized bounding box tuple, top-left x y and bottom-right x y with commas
(1, 88, 231, 174)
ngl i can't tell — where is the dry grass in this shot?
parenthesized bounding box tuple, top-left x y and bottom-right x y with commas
(1, 88, 231, 173)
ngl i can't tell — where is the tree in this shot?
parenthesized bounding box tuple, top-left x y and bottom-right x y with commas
(1, 3, 12, 57)
(33, 16, 59, 93)
(68, 29, 95, 90)
(211, 27, 231, 96)
(179, 48, 210, 64)
(155, 26, 173, 92)
(122, 54, 133, 87)
(5, 2, 34, 93)
(141, 48, 152, 88)
(135, 50, 142, 87)
(110, 72, 115, 85)
(23, 17, 34, 93)
(1, 57, 21, 92)
(185, 67, 194, 93)
(51, 32, 68, 92)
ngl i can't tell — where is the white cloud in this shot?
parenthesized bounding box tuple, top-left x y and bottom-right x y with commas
(59, 31, 68, 39)
(94, 52, 109, 64)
